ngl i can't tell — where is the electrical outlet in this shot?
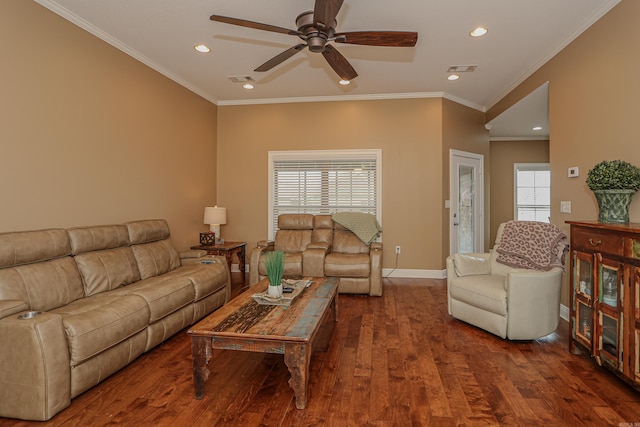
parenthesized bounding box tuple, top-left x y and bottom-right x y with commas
(395, 246, 401, 254)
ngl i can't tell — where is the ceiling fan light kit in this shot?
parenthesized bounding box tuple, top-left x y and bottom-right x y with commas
(210, 0, 417, 82)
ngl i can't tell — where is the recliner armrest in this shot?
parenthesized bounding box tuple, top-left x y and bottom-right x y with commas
(179, 249, 208, 259)
(0, 300, 29, 320)
(249, 243, 274, 286)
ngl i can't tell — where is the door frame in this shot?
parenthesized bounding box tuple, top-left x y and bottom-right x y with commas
(449, 149, 484, 255)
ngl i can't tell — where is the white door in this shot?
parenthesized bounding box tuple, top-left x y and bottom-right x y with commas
(450, 150, 484, 255)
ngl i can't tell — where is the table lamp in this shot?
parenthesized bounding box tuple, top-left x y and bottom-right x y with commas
(202, 206, 227, 244)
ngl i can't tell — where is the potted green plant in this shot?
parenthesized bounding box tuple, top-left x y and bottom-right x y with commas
(264, 250, 284, 298)
(586, 159, 640, 223)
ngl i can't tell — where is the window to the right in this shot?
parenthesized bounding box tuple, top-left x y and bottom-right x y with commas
(514, 163, 550, 223)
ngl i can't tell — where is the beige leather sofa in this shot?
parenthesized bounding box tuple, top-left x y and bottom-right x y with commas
(249, 214, 382, 296)
(446, 223, 563, 340)
(0, 219, 230, 421)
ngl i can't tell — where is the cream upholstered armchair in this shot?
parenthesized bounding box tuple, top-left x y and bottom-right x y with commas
(446, 221, 568, 340)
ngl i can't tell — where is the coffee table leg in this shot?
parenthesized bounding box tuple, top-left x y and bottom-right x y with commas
(284, 343, 311, 409)
(191, 336, 212, 399)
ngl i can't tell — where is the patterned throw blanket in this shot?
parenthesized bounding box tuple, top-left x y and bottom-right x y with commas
(332, 212, 382, 245)
(496, 221, 569, 271)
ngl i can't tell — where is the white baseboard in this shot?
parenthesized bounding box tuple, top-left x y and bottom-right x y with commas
(560, 304, 569, 321)
(230, 263, 247, 273)
(383, 268, 447, 279)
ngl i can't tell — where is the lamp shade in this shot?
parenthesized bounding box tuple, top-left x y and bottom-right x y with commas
(204, 206, 226, 225)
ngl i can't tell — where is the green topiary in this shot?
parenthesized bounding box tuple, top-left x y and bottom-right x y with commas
(586, 160, 640, 192)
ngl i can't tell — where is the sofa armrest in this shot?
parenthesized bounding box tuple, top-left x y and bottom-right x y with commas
(303, 244, 329, 277)
(180, 249, 208, 259)
(369, 242, 383, 296)
(257, 240, 274, 249)
(249, 243, 273, 286)
(0, 300, 29, 320)
(0, 312, 70, 421)
(505, 267, 564, 339)
(448, 253, 491, 278)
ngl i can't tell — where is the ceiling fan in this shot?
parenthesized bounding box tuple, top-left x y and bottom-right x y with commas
(210, 0, 418, 81)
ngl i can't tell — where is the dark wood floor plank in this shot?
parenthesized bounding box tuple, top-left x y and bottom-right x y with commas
(2, 276, 640, 427)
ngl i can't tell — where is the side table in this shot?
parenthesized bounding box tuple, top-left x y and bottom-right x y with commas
(191, 242, 246, 284)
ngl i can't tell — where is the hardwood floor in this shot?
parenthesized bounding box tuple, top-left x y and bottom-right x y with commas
(2, 275, 640, 426)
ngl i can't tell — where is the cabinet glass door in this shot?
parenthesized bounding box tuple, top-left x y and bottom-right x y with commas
(599, 312, 621, 369)
(600, 262, 620, 308)
(575, 301, 593, 346)
(575, 252, 594, 299)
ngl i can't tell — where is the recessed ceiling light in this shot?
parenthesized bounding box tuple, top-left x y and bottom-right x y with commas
(194, 44, 210, 53)
(242, 83, 254, 90)
(532, 126, 543, 131)
(470, 27, 488, 37)
(448, 74, 460, 81)
(339, 79, 350, 85)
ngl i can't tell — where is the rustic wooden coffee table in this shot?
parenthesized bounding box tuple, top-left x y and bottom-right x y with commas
(188, 276, 338, 409)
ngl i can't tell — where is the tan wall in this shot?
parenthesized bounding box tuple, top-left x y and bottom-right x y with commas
(441, 99, 491, 262)
(0, 1, 218, 250)
(217, 98, 452, 270)
(486, 0, 640, 305)
(489, 140, 549, 243)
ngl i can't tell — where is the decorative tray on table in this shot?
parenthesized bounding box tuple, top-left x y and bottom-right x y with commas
(251, 279, 314, 306)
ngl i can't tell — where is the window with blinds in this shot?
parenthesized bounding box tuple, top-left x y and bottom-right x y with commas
(268, 150, 382, 239)
(514, 163, 550, 223)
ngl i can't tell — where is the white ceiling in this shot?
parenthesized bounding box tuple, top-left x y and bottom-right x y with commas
(35, 0, 619, 138)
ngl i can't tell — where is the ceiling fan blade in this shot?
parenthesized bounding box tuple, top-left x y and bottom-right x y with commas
(210, 15, 301, 36)
(322, 44, 357, 81)
(254, 44, 307, 72)
(313, 0, 344, 30)
(334, 31, 418, 47)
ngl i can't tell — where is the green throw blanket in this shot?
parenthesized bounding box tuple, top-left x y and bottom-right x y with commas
(332, 212, 382, 245)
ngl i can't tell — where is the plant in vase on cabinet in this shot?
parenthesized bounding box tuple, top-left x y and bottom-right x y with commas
(265, 250, 284, 298)
(586, 159, 640, 223)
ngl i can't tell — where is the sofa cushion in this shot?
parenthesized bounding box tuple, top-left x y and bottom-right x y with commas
(126, 219, 171, 244)
(67, 225, 130, 255)
(453, 254, 491, 277)
(0, 257, 85, 312)
(131, 240, 181, 280)
(312, 215, 334, 245)
(74, 247, 141, 296)
(0, 229, 70, 268)
(258, 252, 303, 277)
(278, 214, 313, 230)
(52, 294, 150, 366)
(448, 275, 507, 316)
(324, 253, 370, 277)
(332, 228, 370, 254)
(110, 275, 195, 323)
(274, 230, 312, 253)
(168, 264, 228, 301)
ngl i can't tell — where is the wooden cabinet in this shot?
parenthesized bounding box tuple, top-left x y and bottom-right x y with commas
(568, 221, 640, 390)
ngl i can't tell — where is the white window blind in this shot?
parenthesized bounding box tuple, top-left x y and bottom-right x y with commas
(269, 150, 381, 239)
(514, 163, 550, 223)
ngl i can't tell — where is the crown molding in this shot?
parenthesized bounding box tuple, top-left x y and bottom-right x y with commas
(490, 136, 549, 142)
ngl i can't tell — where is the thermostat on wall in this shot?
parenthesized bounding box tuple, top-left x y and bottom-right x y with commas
(568, 167, 579, 178)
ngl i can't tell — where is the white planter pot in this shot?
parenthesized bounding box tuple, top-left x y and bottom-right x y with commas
(267, 284, 283, 298)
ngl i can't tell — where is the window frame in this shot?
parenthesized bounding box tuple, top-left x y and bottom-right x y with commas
(268, 149, 382, 240)
(513, 162, 551, 223)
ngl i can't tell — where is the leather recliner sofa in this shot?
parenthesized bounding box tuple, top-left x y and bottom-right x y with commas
(249, 214, 382, 296)
(0, 219, 230, 421)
